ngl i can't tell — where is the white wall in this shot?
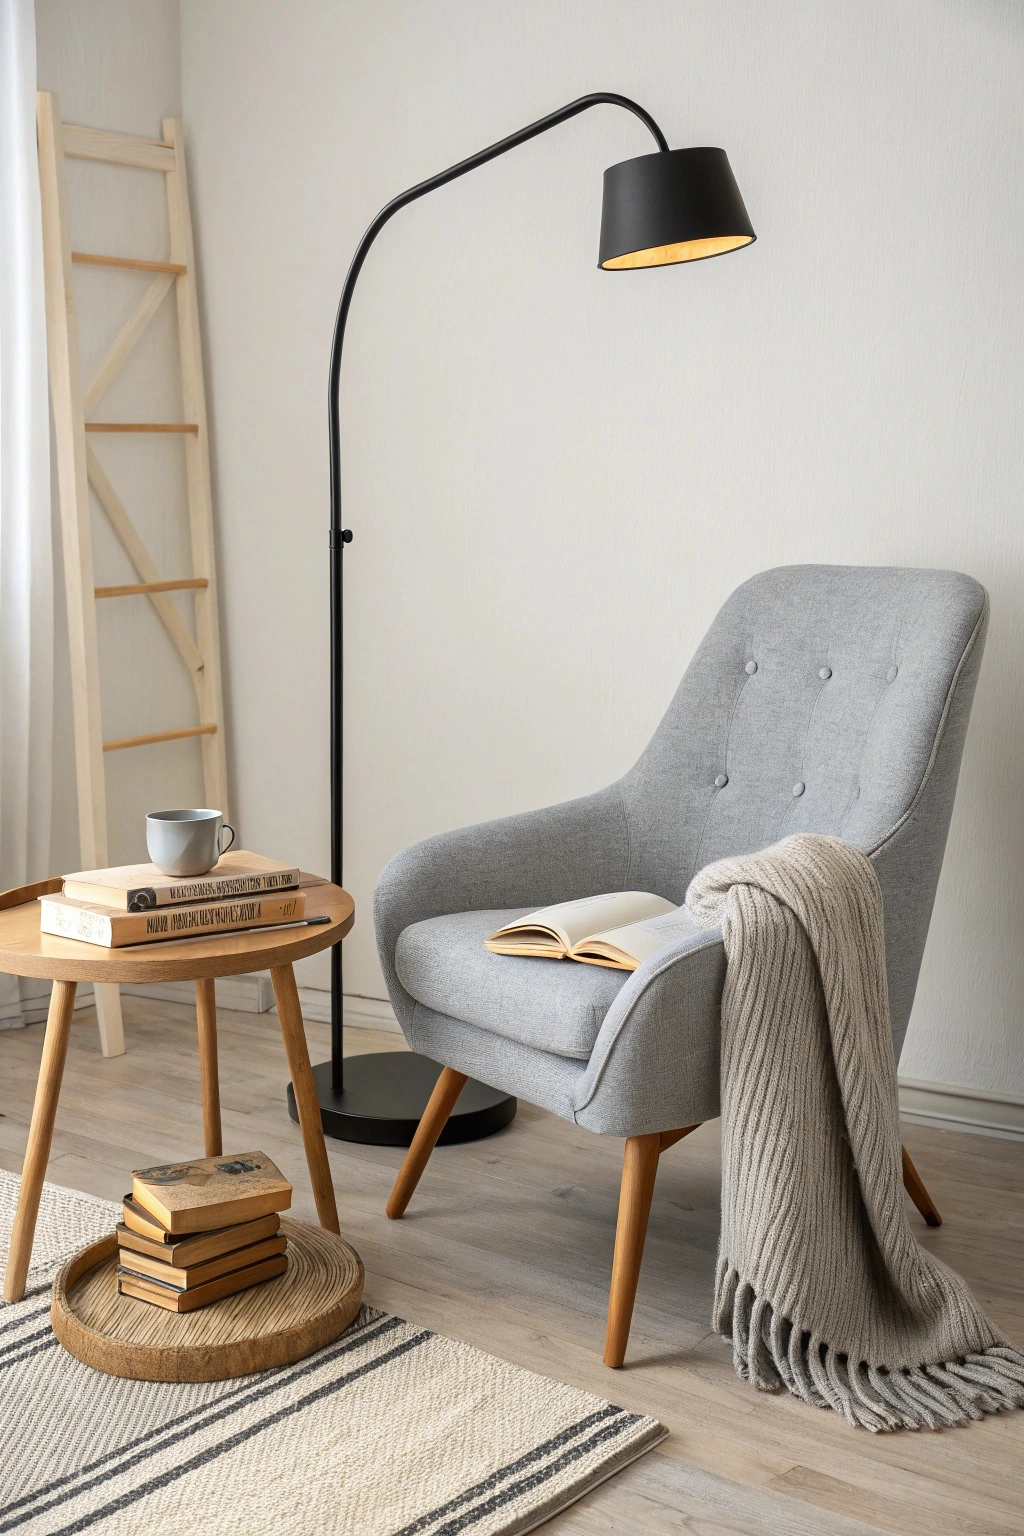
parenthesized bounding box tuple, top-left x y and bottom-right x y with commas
(173, 0, 1020, 1100)
(35, 0, 204, 877)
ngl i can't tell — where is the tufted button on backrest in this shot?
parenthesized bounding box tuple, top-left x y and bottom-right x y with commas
(618, 564, 988, 901)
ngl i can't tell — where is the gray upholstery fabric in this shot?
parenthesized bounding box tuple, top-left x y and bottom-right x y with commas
(403, 1001, 589, 1123)
(375, 565, 988, 1137)
(395, 909, 627, 1058)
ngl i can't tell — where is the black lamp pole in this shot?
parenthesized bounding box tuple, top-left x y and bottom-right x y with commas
(294, 91, 755, 1145)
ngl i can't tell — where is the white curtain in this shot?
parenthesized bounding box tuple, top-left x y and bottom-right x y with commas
(0, 0, 54, 1027)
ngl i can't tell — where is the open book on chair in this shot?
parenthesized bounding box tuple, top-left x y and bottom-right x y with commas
(485, 891, 698, 971)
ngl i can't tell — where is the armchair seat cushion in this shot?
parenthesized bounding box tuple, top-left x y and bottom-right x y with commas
(395, 909, 630, 1059)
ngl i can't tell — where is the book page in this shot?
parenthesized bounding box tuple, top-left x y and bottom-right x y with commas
(488, 891, 675, 950)
(572, 907, 699, 968)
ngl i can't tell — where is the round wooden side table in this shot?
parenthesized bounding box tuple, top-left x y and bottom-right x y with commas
(0, 874, 354, 1305)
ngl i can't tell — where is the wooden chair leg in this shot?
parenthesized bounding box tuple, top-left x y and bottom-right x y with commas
(4, 980, 77, 1302)
(195, 978, 222, 1156)
(271, 962, 340, 1234)
(604, 1132, 662, 1368)
(659, 1123, 702, 1153)
(386, 1067, 468, 1218)
(902, 1145, 942, 1227)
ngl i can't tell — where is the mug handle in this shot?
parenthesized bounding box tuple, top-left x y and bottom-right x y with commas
(218, 823, 236, 856)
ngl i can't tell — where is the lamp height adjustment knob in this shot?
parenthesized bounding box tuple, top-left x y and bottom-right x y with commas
(330, 529, 354, 548)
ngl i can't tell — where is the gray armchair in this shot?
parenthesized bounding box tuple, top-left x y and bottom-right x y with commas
(374, 564, 988, 1365)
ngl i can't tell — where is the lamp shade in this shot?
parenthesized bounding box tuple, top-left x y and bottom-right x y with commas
(599, 146, 755, 270)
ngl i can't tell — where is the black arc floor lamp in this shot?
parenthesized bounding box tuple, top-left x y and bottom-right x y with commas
(289, 91, 755, 1145)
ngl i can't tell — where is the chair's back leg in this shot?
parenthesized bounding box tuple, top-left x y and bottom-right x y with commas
(603, 1132, 662, 1368)
(902, 1145, 942, 1227)
(386, 1068, 468, 1218)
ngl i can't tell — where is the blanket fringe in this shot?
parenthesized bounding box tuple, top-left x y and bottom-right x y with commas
(714, 1258, 1024, 1433)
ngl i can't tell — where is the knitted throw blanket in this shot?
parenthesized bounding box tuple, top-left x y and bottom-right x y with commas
(685, 833, 1024, 1432)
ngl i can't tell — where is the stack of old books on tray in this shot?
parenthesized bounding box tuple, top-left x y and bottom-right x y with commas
(37, 851, 303, 947)
(117, 1151, 292, 1312)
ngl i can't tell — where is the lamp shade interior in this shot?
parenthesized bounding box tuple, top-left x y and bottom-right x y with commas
(599, 146, 755, 270)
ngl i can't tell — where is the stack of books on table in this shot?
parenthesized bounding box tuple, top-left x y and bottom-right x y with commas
(38, 851, 304, 947)
(117, 1151, 292, 1312)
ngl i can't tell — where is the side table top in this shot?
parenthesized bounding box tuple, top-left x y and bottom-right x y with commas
(0, 875, 353, 983)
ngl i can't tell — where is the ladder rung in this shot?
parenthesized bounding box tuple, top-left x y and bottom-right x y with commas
(95, 578, 209, 599)
(62, 123, 175, 172)
(85, 422, 199, 434)
(72, 251, 187, 276)
(103, 724, 217, 753)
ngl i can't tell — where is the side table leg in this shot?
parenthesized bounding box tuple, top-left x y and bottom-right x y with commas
(93, 982, 125, 1058)
(195, 978, 223, 1156)
(4, 979, 78, 1302)
(271, 962, 340, 1234)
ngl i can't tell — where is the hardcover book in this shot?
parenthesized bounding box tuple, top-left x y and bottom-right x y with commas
(39, 889, 305, 948)
(485, 892, 698, 971)
(117, 1233, 287, 1289)
(120, 1195, 174, 1241)
(116, 1209, 281, 1264)
(130, 1151, 292, 1234)
(62, 850, 299, 911)
(117, 1253, 288, 1311)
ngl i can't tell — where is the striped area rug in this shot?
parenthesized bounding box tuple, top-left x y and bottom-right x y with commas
(0, 1172, 665, 1535)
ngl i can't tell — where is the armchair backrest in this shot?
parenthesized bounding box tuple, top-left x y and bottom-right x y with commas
(619, 565, 989, 1053)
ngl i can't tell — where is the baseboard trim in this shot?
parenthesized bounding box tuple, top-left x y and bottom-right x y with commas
(1, 980, 105, 1028)
(120, 973, 276, 1013)
(899, 1077, 1024, 1141)
(294, 988, 401, 1033)
(116, 975, 400, 1032)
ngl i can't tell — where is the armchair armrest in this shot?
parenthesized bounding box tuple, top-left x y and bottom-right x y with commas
(374, 784, 630, 1023)
(574, 927, 728, 1136)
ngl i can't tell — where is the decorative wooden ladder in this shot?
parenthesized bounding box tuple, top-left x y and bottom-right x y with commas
(36, 93, 228, 1057)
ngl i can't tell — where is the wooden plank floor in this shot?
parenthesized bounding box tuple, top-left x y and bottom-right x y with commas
(1, 996, 1022, 1535)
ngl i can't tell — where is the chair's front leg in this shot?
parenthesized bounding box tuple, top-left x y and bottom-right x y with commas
(386, 1068, 467, 1218)
(601, 1123, 702, 1368)
(604, 1132, 662, 1369)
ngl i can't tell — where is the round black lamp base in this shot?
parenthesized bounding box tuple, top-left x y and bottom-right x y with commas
(287, 1052, 517, 1147)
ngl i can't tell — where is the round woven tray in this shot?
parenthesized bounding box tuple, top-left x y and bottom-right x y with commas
(51, 1216, 364, 1382)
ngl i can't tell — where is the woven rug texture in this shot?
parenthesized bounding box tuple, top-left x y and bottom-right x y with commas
(0, 1171, 664, 1535)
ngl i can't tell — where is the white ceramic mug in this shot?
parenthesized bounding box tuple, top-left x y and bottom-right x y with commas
(145, 809, 236, 878)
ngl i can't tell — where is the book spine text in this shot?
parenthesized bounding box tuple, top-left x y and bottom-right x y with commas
(126, 868, 300, 908)
(41, 893, 305, 947)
